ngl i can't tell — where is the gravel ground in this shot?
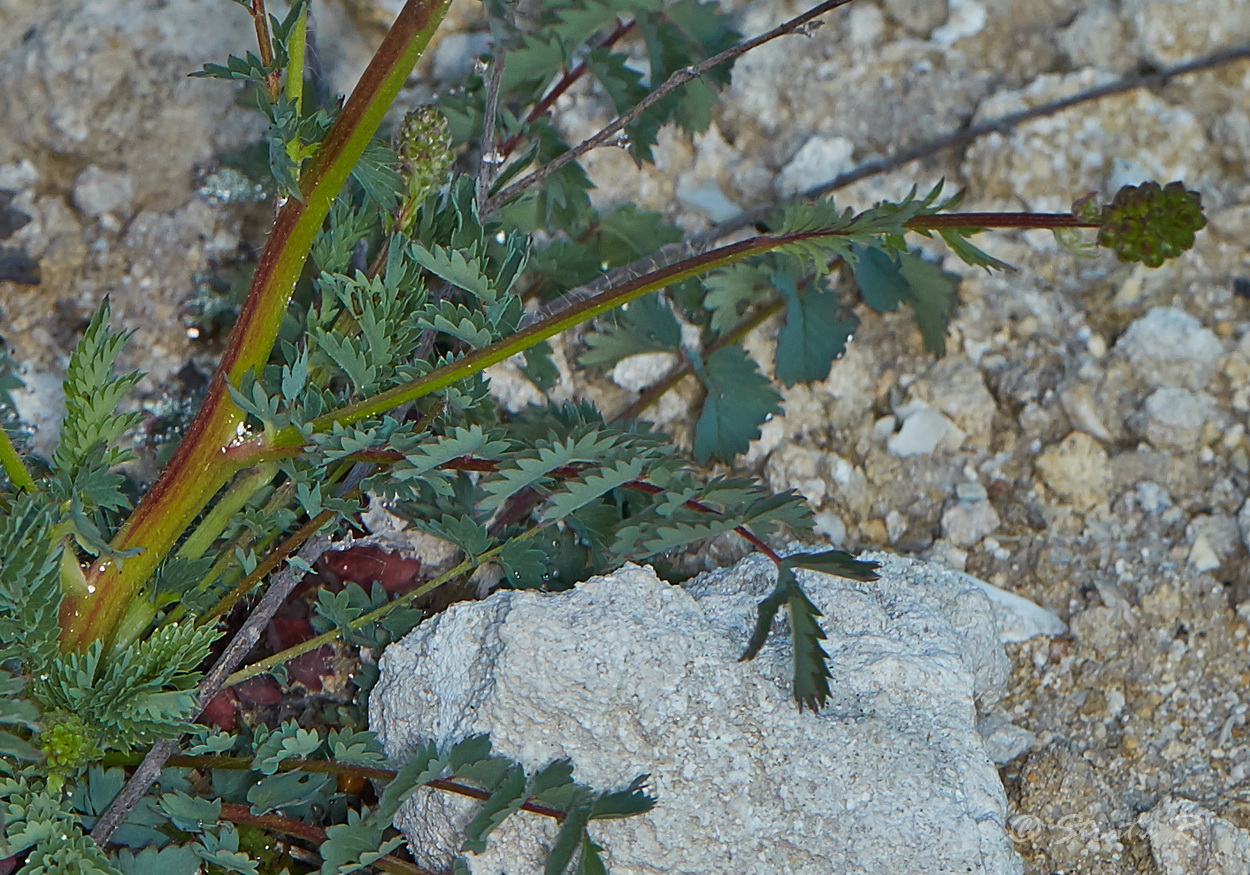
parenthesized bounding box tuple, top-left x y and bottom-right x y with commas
(2, 0, 1249, 872)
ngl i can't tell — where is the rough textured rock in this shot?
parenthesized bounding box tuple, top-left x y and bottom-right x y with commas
(1114, 308, 1223, 392)
(1139, 797, 1250, 874)
(6, 1, 1250, 873)
(1035, 432, 1111, 511)
(371, 554, 1028, 874)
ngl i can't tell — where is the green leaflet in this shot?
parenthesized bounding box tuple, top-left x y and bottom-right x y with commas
(787, 549, 881, 582)
(0, 495, 62, 667)
(252, 720, 324, 774)
(691, 346, 781, 464)
(409, 242, 497, 301)
(462, 762, 527, 853)
(479, 430, 625, 510)
(541, 458, 645, 522)
(580, 294, 682, 368)
(898, 250, 960, 356)
(703, 264, 772, 334)
(350, 140, 404, 212)
(522, 340, 561, 391)
(850, 245, 960, 356)
(772, 272, 857, 386)
(740, 565, 830, 712)
(741, 553, 880, 712)
(53, 299, 143, 478)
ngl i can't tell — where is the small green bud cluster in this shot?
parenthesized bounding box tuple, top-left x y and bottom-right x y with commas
(39, 711, 100, 786)
(1089, 181, 1206, 268)
(396, 107, 455, 206)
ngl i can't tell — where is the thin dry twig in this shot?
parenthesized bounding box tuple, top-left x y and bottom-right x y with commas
(482, 0, 860, 214)
(90, 533, 337, 845)
(498, 18, 637, 158)
(90, 463, 373, 845)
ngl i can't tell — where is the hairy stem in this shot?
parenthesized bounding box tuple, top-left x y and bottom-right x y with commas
(274, 208, 1092, 443)
(216, 804, 438, 875)
(60, 0, 454, 652)
(537, 42, 1250, 322)
(247, 0, 281, 102)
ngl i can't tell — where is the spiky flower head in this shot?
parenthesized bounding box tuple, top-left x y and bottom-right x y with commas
(396, 107, 454, 206)
(39, 710, 100, 790)
(1091, 181, 1206, 268)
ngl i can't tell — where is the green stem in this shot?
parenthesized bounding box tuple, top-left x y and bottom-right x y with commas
(245, 211, 1099, 459)
(176, 464, 277, 563)
(0, 427, 34, 493)
(223, 524, 544, 687)
(284, 2, 308, 167)
(59, 0, 454, 652)
(99, 753, 569, 820)
(280, 231, 819, 440)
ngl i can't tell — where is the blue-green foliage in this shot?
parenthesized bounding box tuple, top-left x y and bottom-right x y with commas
(0, 0, 1055, 869)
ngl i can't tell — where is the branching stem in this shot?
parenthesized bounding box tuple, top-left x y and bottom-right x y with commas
(483, 0, 860, 213)
(60, 0, 454, 652)
(497, 18, 637, 158)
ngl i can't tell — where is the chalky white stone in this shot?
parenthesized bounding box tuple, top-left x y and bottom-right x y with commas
(371, 552, 1027, 874)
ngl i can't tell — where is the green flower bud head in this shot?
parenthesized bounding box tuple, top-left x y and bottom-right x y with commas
(396, 106, 454, 205)
(39, 710, 101, 789)
(1093, 181, 1206, 268)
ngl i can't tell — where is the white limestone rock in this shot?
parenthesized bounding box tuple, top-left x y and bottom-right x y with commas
(1139, 796, 1250, 875)
(886, 403, 965, 457)
(371, 553, 1025, 874)
(1114, 308, 1222, 393)
(941, 497, 1001, 548)
(1135, 387, 1217, 451)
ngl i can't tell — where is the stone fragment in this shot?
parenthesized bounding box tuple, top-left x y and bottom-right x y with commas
(1135, 481, 1174, 514)
(1136, 387, 1216, 451)
(942, 497, 1000, 547)
(1059, 383, 1113, 442)
(1187, 536, 1220, 573)
(1186, 513, 1241, 565)
(924, 356, 997, 444)
(1114, 308, 1222, 392)
(1057, 2, 1133, 72)
(609, 351, 677, 392)
(955, 569, 1067, 643)
(674, 178, 741, 222)
(1035, 432, 1111, 512)
(371, 555, 1025, 874)
(775, 134, 854, 197)
(879, 0, 949, 36)
(887, 404, 965, 457)
(72, 166, 134, 219)
(977, 712, 1037, 764)
(1139, 796, 1250, 875)
(931, 0, 986, 45)
(1129, 0, 1250, 67)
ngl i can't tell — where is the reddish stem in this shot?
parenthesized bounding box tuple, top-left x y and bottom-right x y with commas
(908, 212, 1093, 230)
(498, 19, 637, 158)
(218, 803, 439, 875)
